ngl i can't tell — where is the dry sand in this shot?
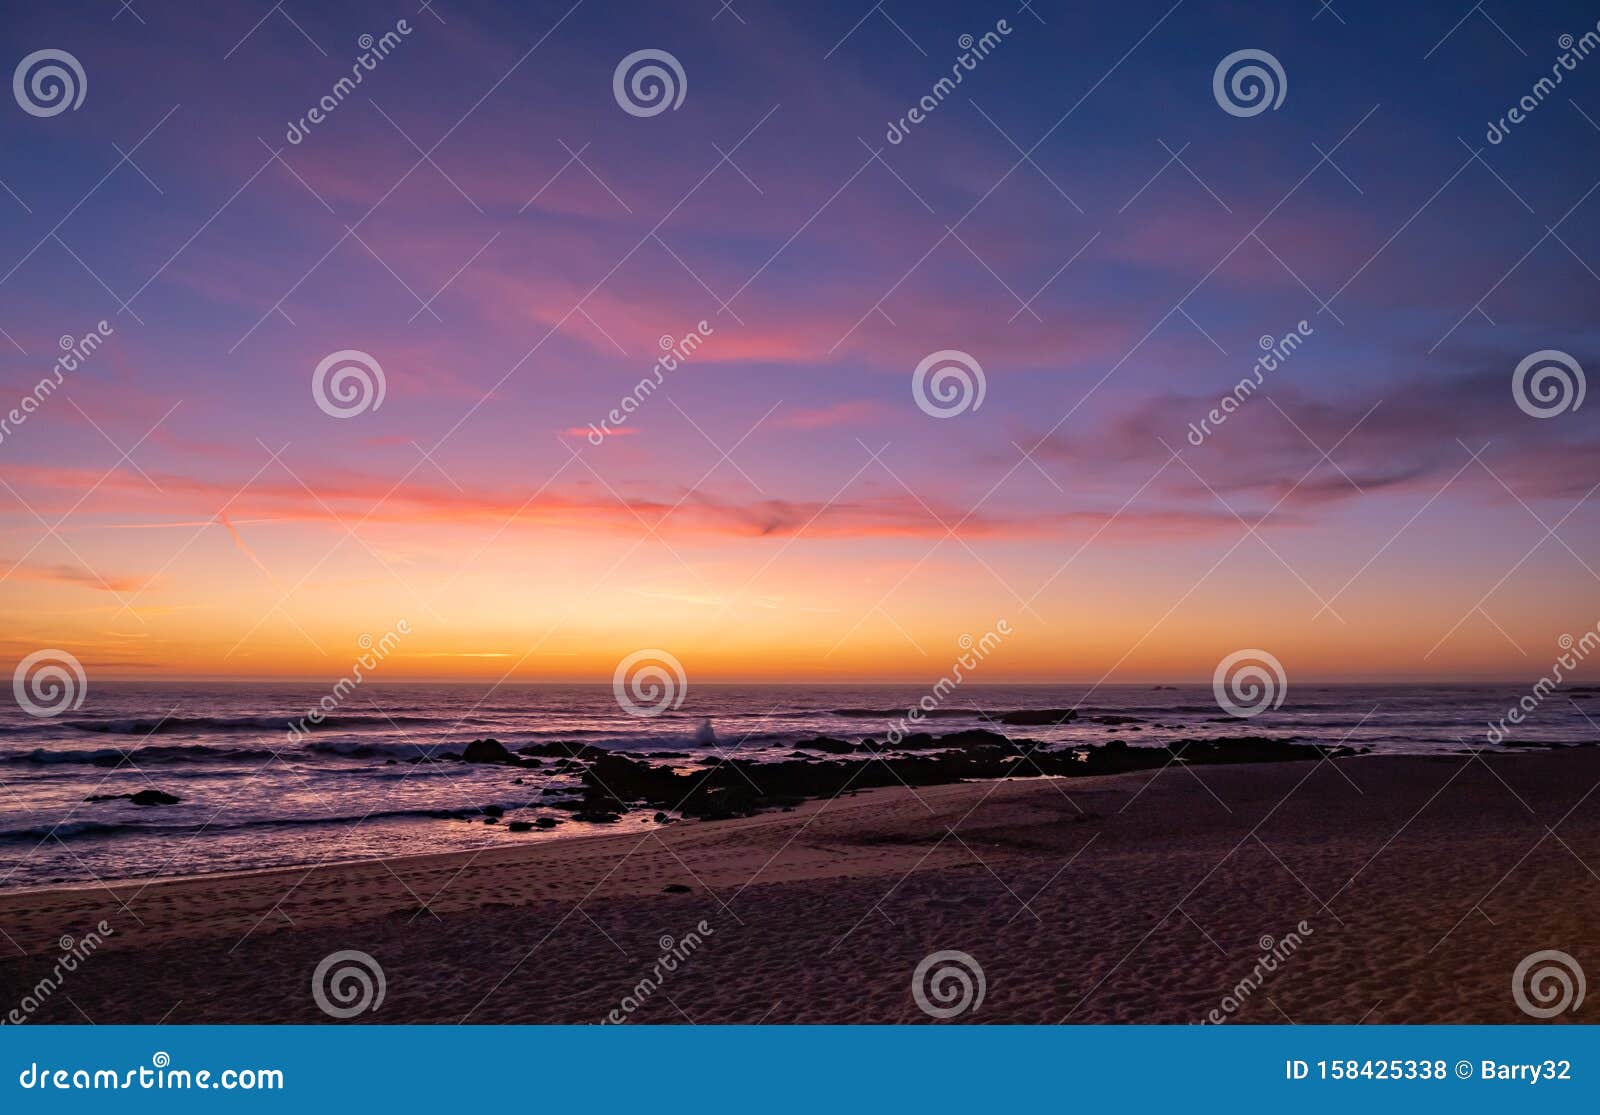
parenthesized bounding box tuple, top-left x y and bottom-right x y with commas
(1, 749, 1597, 1023)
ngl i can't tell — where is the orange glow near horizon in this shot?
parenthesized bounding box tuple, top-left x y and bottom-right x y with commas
(3, 495, 1582, 685)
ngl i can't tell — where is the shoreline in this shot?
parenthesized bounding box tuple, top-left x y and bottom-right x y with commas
(3, 749, 1598, 1023)
(0, 727, 1358, 905)
(0, 727, 1364, 891)
(5, 736, 1587, 902)
(0, 773, 1058, 928)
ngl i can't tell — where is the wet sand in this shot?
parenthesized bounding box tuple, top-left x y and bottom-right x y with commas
(1, 748, 1596, 1023)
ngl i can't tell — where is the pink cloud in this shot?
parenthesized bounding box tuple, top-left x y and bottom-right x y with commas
(5, 461, 1244, 544)
(771, 401, 886, 429)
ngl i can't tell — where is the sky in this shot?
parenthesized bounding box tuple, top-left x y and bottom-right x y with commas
(1, 0, 1598, 684)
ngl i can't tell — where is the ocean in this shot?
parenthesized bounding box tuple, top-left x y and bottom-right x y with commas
(0, 682, 1593, 890)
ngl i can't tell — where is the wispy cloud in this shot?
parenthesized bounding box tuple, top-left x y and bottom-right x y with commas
(0, 559, 153, 595)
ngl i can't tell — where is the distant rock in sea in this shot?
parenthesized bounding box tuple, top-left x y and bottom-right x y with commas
(85, 789, 181, 806)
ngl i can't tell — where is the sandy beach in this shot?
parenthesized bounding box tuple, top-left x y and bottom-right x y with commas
(2, 747, 1596, 1024)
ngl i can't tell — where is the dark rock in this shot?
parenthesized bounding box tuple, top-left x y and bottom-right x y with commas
(795, 735, 857, 754)
(461, 738, 513, 763)
(662, 884, 691, 894)
(578, 731, 1349, 823)
(481, 804, 505, 817)
(930, 729, 1016, 749)
(888, 729, 1016, 751)
(517, 741, 606, 761)
(87, 789, 181, 806)
(534, 816, 561, 828)
(571, 810, 622, 823)
(507, 820, 533, 832)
